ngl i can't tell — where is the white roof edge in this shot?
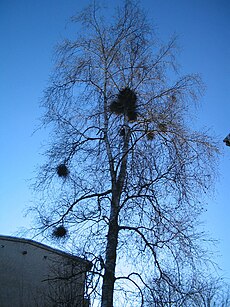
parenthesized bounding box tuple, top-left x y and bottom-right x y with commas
(0, 235, 91, 268)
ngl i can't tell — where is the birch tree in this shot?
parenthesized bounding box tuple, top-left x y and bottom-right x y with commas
(30, 1, 219, 306)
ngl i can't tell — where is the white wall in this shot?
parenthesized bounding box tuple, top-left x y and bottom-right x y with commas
(0, 236, 89, 307)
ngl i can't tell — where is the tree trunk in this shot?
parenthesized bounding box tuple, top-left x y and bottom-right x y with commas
(101, 116, 129, 306)
(101, 197, 119, 307)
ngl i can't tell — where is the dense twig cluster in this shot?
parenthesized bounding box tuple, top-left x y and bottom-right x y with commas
(110, 88, 138, 121)
(52, 225, 68, 238)
(223, 133, 230, 146)
(56, 164, 69, 178)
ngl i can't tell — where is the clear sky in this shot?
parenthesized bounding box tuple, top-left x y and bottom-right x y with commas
(1, 0, 230, 281)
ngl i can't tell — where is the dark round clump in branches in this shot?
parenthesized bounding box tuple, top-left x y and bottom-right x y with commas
(52, 225, 68, 238)
(223, 134, 230, 147)
(119, 127, 126, 137)
(127, 110, 138, 121)
(110, 100, 125, 115)
(158, 123, 168, 133)
(56, 164, 69, 177)
(110, 87, 138, 121)
(117, 87, 137, 108)
(146, 130, 155, 140)
(171, 94, 177, 102)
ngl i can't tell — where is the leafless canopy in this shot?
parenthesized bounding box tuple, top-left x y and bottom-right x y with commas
(30, 1, 219, 306)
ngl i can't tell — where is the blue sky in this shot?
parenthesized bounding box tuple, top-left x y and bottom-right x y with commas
(1, 0, 230, 281)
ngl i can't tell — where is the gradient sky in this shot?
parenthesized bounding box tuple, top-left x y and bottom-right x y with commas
(1, 0, 230, 281)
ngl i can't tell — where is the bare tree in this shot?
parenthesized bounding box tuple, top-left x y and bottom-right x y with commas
(30, 1, 219, 306)
(144, 275, 230, 307)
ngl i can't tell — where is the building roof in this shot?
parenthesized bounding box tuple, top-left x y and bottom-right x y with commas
(0, 235, 91, 269)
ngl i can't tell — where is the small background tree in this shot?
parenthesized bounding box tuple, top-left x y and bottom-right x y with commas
(144, 276, 230, 307)
(29, 1, 219, 306)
